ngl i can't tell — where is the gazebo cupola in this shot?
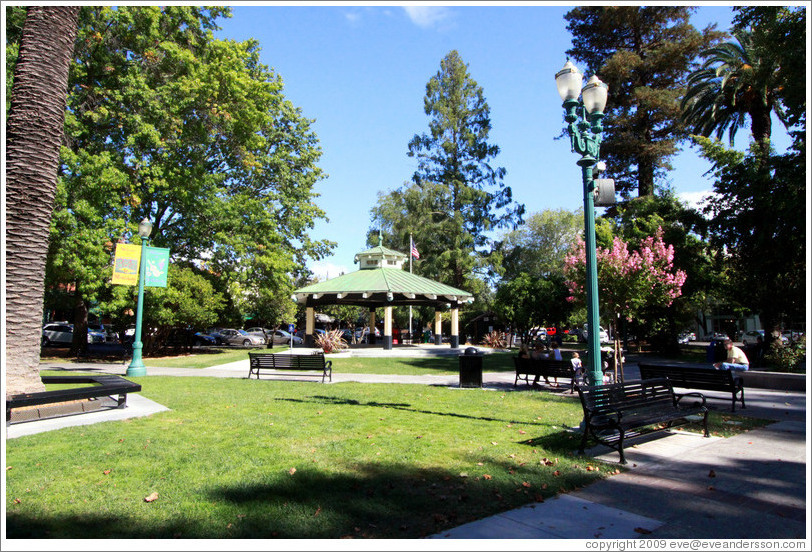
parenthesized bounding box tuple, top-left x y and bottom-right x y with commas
(354, 236, 407, 270)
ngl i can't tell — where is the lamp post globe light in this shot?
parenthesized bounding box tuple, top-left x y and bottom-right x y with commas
(555, 60, 608, 387)
(126, 217, 153, 377)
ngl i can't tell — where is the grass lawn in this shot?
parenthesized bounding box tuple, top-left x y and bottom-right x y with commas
(6, 376, 768, 539)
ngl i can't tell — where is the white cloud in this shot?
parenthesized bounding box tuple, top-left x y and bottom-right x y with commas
(309, 260, 350, 281)
(403, 6, 452, 28)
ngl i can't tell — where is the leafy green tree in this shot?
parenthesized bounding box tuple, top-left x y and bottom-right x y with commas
(140, 265, 226, 354)
(493, 273, 571, 346)
(497, 208, 583, 280)
(375, 50, 524, 292)
(12, 7, 332, 344)
(564, 6, 724, 197)
(694, 136, 805, 348)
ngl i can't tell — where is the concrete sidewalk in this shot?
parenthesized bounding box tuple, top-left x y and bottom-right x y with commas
(22, 356, 810, 540)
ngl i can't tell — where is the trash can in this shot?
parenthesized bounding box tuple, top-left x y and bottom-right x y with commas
(706, 339, 726, 362)
(459, 347, 484, 388)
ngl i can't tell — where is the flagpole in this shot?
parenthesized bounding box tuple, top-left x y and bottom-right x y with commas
(409, 233, 413, 344)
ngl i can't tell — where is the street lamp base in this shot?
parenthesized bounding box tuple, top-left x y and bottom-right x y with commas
(126, 365, 147, 377)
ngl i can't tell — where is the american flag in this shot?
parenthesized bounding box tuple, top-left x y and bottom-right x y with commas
(411, 240, 420, 259)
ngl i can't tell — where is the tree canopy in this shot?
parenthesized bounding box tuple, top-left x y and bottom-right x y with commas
(565, 6, 724, 197)
(7, 6, 333, 347)
(373, 50, 524, 293)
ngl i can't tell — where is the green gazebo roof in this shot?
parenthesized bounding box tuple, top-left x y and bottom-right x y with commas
(295, 248, 473, 309)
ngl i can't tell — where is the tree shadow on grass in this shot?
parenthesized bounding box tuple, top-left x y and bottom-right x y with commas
(6, 460, 597, 539)
(274, 395, 557, 427)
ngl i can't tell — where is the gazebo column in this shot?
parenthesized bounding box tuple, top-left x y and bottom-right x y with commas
(434, 311, 442, 346)
(383, 306, 393, 350)
(369, 309, 376, 344)
(305, 307, 316, 347)
(450, 308, 460, 349)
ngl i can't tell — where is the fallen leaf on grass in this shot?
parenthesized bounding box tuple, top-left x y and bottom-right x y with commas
(519, 430, 527, 434)
(144, 492, 159, 502)
(6, 466, 12, 471)
(521, 482, 532, 488)
(483, 474, 492, 480)
(13, 498, 21, 504)
(634, 527, 652, 535)
(288, 468, 297, 476)
(314, 506, 322, 517)
(553, 470, 561, 476)
(103, 469, 111, 475)
(491, 442, 498, 445)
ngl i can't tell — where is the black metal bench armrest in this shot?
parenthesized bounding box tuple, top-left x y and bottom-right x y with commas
(675, 391, 707, 408)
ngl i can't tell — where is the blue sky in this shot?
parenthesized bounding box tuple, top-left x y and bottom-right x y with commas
(213, 3, 792, 280)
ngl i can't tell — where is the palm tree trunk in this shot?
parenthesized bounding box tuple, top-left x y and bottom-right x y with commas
(5, 6, 79, 397)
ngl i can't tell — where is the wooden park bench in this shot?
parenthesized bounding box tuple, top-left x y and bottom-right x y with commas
(513, 356, 581, 392)
(576, 378, 709, 464)
(638, 363, 745, 412)
(248, 351, 332, 383)
(7, 375, 142, 425)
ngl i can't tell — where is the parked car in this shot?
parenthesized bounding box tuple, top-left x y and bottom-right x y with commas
(205, 328, 230, 345)
(194, 332, 218, 346)
(354, 326, 381, 343)
(677, 333, 690, 345)
(582, 324, 610, 344)
(271, 329, 303, 345)
(741, 330, 765, 346)
(42, 323, 105, 346)
(294, 328, 326, 340)
(246, 327, 273, 343)
(217, 328, 266, 347)
(707, 332, 730, 341)
(88, 322, 116, 343)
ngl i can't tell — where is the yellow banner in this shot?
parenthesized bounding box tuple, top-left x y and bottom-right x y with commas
(112, 243, 141, 285)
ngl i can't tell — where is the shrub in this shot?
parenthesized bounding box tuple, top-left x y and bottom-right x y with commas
(481, 331, 507, 349)
(765, 337, 806, 373)
(315, 329, 349, 354)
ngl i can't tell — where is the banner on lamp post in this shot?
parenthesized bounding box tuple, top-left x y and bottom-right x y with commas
(112, 244, 141, 286)
(144, 246, 170, 287)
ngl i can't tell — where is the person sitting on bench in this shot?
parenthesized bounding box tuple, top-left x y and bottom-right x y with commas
(713, 338, 749, 371)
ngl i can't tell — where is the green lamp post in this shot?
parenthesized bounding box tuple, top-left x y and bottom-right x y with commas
(126, 217, 153, 377)
(555, 60, 609, 386)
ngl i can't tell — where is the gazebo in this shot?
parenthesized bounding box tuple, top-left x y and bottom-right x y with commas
(294, 240, 473, 349)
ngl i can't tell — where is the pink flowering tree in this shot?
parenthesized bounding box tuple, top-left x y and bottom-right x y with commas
(564, 228, 687, 380)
